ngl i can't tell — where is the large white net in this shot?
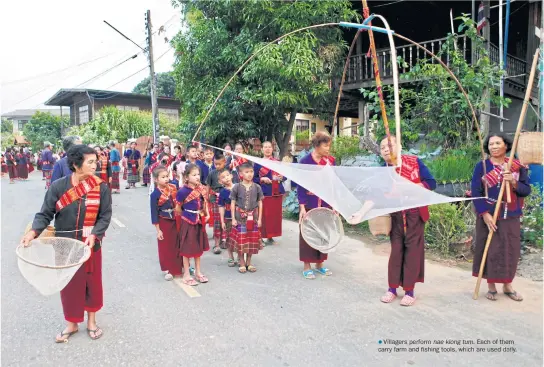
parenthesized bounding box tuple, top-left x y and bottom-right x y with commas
(16, 238, 91, 296)
(301, 208, 344, 253)
(220, 150, 474, 224)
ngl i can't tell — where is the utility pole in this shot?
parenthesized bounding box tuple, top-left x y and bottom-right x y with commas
(145, 10, 159, 143)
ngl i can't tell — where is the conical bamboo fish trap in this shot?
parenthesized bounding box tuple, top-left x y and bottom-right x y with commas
(24, 222, 55, 238)
(368, 215, 392, 236)
(517, 132, 543, 165)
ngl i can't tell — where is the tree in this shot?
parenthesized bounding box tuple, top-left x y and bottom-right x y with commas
(132, 72, 177, 98)
(363, 17, 510, 150)
(23, 112, 65, 151)
(1, 118, 12, 133)
(172, 0, 357, 157)
(68, 106, 182, 146)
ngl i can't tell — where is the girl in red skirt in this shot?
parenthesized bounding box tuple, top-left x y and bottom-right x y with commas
(150, 165, 183, 281)
(229, 162, 263, 273)
(175, 164, 210, 286)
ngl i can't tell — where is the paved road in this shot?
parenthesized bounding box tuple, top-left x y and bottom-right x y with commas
(1, 173, 543, 367)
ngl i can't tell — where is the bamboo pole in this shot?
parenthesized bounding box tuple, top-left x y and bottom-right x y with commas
(473, 48, 540, 300)
(361, 0, 398, 166)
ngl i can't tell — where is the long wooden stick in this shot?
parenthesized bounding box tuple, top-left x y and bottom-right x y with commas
(361, 0, 397, 165)
(473, 48, 540, 300)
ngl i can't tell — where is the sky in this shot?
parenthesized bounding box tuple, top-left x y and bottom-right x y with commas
(0, 0, 182, 114)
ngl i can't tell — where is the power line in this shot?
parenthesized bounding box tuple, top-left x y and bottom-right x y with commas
(75, 54, 139, 88)
(2, 53, 116, 86)
(103, 20, 147, 53)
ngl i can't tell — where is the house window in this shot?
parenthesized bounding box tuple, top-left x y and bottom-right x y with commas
(158, 108, 179, 119)
(18, 120, 28, 131)
(116, 106, 140, 111)
(79, 105, 89, 124)
(311, 122, 317, 134)
(295, 119, 309, 133)
(351, 121, 358, 136)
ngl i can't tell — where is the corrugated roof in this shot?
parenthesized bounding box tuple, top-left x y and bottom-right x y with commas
(44, 88, 179, 106)
(2, 108, 69, 119)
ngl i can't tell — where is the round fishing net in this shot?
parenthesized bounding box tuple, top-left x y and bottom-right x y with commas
(16, 238, 91, 296)
(300, 208, 344, 253)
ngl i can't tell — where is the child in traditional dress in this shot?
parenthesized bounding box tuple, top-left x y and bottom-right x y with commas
(229, 162, 263, 273)
(218, 169, 237, 267)
(206, 153, 227, 254)
(150, 166, 183, 281)
(176, 164, 210, 286)
(170, 162, 180, 189)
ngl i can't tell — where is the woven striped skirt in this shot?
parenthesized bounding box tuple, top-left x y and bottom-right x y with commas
(143, 166, 151, 184)
(228, 222, 261, 255)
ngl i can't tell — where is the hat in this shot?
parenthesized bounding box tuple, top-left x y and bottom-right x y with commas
(44, 141, 53, 147)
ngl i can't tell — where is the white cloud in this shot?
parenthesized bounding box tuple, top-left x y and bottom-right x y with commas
(0, 0, 181, 113)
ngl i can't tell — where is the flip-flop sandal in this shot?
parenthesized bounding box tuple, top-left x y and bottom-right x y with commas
(55, 329, 78, 343)
(400, 295, 416, 306)
(182, 278, 198, 286)
(228, 259, 237, 267)
(196, 274, 209, 283)
(303, 270, 315, 279)
(504, 291, 523, 302)
(247, 265, 257, 273)
(380, 291, 397, 303)
(86, 327, 103, 340)
(486, 291, 498, 301)
(314, 267, 332, 276)
(213, 246, 222, 254)
(238, 266, 247, 273)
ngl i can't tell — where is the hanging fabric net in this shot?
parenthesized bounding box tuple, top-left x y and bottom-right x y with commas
(205, 146, 476, 251)
(16, 238, 91, 296)
(300, 208, 344, 253)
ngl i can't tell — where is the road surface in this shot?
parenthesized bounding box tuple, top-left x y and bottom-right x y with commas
(1, 173, 542, 366)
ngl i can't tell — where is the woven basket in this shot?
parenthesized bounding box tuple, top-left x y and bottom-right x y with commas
(24, 222, 55, 238)
(369, 215, 392, 236)
(517, 132, 543, 165)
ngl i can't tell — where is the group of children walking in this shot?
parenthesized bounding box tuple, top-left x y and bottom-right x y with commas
(150, 155, 264, 286)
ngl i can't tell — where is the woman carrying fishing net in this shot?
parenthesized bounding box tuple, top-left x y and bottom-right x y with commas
(379, 136, 436, 307)
(297, 131, 336, 279)
(471, 133, 531, 302)
(20, 144, 112, 342)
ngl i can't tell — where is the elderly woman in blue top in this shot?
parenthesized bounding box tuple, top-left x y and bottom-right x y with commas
(471, 133, 531, 302)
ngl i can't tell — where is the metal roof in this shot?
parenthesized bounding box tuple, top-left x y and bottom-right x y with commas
(44, 88, 179, 106)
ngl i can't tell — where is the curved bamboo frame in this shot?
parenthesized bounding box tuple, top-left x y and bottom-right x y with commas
(192, 22, 486, 172)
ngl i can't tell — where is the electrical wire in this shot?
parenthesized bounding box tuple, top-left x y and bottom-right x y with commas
(2, 53, 116, 86)
(107, 48, 173, 90)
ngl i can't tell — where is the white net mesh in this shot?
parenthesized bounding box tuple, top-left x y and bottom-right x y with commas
(16, 238, 91, 296)
(301, 208, 344, 253)
(221, 150, 475, 224)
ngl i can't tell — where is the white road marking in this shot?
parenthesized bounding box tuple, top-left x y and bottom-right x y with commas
(111, 217, 125, 228)
(174, 277, 201, 298)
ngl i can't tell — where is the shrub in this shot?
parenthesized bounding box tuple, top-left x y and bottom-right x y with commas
(282, 189, 299, 219)
(521, 184, 543, 248)
(331, 136, 360, 165)
(425, 203, 467, 255)
(426, 152, 477, 184)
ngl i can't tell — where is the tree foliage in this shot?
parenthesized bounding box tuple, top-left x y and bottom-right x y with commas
(22, 112, 65, 151)
(68, 106, 183, 146)
(171, 0, 357, 157)
(1, 118, 12, 133)
(362, 16, 510, 149)
(132, 72, 177, 98)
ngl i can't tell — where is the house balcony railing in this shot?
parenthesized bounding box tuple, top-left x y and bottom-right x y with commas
(342, 35, 528, 89)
